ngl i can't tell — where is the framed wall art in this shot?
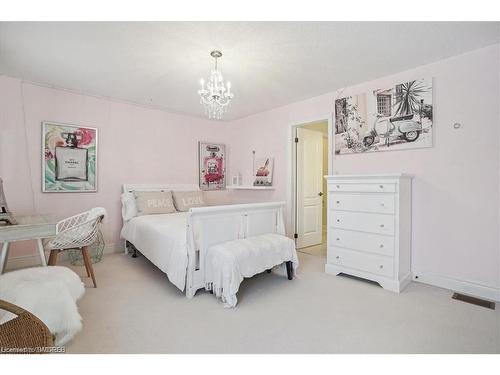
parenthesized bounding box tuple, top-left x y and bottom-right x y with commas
(198, 141, 226, 191)
(334, 77, 433, 154)
(42, 121, 98, 192)
(253, 157, 274, 187)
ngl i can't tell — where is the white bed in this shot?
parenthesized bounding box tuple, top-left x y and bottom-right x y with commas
(120, 184, 286, 298)
(121, 212, 191, 291)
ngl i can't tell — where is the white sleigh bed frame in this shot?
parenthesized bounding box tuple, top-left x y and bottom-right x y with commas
(122, 184, 286, 298)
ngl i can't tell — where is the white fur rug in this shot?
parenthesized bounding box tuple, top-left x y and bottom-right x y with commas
(0, 266, 85, 346)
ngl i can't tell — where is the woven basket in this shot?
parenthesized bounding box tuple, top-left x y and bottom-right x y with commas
(0, 300, 54, 353)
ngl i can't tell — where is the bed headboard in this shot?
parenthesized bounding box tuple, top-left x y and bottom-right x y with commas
(122, 184, 199, 193)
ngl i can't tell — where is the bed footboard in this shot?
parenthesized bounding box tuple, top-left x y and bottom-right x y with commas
(185, 201, 286, 298)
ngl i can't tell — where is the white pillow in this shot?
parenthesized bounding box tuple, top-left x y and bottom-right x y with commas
(121, 192, 137, 221)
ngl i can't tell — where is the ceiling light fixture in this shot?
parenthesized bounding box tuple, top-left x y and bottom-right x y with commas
(198, 50, 234, 120)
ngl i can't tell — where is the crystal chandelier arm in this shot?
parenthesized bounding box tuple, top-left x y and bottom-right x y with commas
(198, 50, 233, 119)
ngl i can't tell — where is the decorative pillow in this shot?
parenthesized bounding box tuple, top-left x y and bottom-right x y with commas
(121, 192, 137, 221)
(134, 191, 177, 216)
(172, 190, 205, 212)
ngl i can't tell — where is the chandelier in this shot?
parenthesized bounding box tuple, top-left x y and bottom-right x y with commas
(198, 50, 234, 120)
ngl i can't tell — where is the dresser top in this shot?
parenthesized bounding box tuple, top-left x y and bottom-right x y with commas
(324, 173, 412, 180)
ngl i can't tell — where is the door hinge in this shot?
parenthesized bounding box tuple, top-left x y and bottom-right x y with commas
(294, 233, 298, 239)
(294, 137, 299, 143)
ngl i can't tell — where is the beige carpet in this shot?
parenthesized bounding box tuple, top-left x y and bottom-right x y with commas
(64, 252, 500, 354)
(298, 230, 327, 257)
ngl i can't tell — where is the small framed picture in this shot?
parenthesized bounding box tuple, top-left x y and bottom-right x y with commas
(42, 121, 98, 192)
(253, 157, 274, 186)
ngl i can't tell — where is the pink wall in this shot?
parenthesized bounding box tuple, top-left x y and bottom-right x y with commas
(226, 45, 500, 292)
(0, 76, 232, 255)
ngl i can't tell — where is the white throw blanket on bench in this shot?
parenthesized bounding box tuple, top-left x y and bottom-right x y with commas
(205, 233, 299, 308)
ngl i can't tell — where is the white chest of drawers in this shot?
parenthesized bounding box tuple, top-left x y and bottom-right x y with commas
(325, 174, 412, 293)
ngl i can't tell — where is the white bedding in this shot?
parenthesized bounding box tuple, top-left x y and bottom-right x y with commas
(121, 212, 190, 291)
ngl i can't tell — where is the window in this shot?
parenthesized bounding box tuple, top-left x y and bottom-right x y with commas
(377, 94, 392, 117)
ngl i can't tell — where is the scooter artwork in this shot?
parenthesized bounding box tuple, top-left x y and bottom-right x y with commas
(334, 77, 433, 154)
(363, 99, 424, 148)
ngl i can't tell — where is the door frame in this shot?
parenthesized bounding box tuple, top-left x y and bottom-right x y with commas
(287, 113, 333, 245)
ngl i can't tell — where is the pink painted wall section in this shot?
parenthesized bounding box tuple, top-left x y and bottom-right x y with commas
(226, 45, 500, 291)
(0, 76, 232, 255)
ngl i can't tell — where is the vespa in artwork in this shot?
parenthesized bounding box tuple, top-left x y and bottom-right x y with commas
(334, 78, 433, 154)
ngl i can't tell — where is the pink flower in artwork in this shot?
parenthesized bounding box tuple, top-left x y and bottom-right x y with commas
(45, 149, 53, 160)
(75, 128, 94, 146)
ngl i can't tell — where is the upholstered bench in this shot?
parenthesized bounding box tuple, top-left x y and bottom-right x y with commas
(204, 233, 299, 308)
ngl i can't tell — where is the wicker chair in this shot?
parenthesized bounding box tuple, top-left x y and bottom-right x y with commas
(0, 299, 53, 352)
(45, 207, 106, 288)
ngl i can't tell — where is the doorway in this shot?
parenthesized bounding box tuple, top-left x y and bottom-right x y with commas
(292, 120, 329, 257)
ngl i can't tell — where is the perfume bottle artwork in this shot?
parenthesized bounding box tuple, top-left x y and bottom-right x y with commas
(199, 142, 226, 190)
(43, 122, 97, 192)
(54, 132, 89, 182)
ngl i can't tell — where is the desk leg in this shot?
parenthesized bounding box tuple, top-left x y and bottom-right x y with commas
(36, 239, 47, 267)
(0, 242, 9, 274)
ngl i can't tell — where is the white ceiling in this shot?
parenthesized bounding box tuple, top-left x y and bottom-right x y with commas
(0, 22, 498, 121)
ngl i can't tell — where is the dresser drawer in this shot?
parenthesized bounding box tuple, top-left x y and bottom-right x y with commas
(329, 228, 394, 256)
(329, 247, 394, 278)
(329, 183, 396, 193)
(331, 210, 395, 235)
(330, 193, 395, 214)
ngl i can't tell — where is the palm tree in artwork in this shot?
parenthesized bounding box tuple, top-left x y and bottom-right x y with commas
(394, 80, 427, 116)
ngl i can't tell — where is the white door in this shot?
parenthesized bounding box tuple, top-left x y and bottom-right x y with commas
(296, 127, 324, 249)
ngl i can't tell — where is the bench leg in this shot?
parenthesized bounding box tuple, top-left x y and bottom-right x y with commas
(286, 261, 293, 280)
(132, 246, 138, 258)
(266, 269, 272, 273)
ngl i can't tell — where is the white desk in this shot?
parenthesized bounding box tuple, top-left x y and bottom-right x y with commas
(0, 215, 57, 274)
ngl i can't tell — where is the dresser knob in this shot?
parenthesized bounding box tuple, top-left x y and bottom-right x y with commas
(380, 203, 385, 207)
(336, 201, 340, 204)
(336, 238, 340, 241)
(380, 224, 385, 228)
(336, 185, 340, 188)
(379, 185, 384, 189)
(336, 256, 340, 259)
(379, 265, 384, 269)
(379, 244, 384, 248)
(337, 219, 340, 222)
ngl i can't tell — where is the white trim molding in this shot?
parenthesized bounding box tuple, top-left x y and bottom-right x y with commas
(413, 272, 500, 302)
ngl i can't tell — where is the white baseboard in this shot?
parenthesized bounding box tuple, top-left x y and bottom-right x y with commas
(4, 242, 124, 272)
(413, 272, 500, 302)
(103, 242, 125, 255)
